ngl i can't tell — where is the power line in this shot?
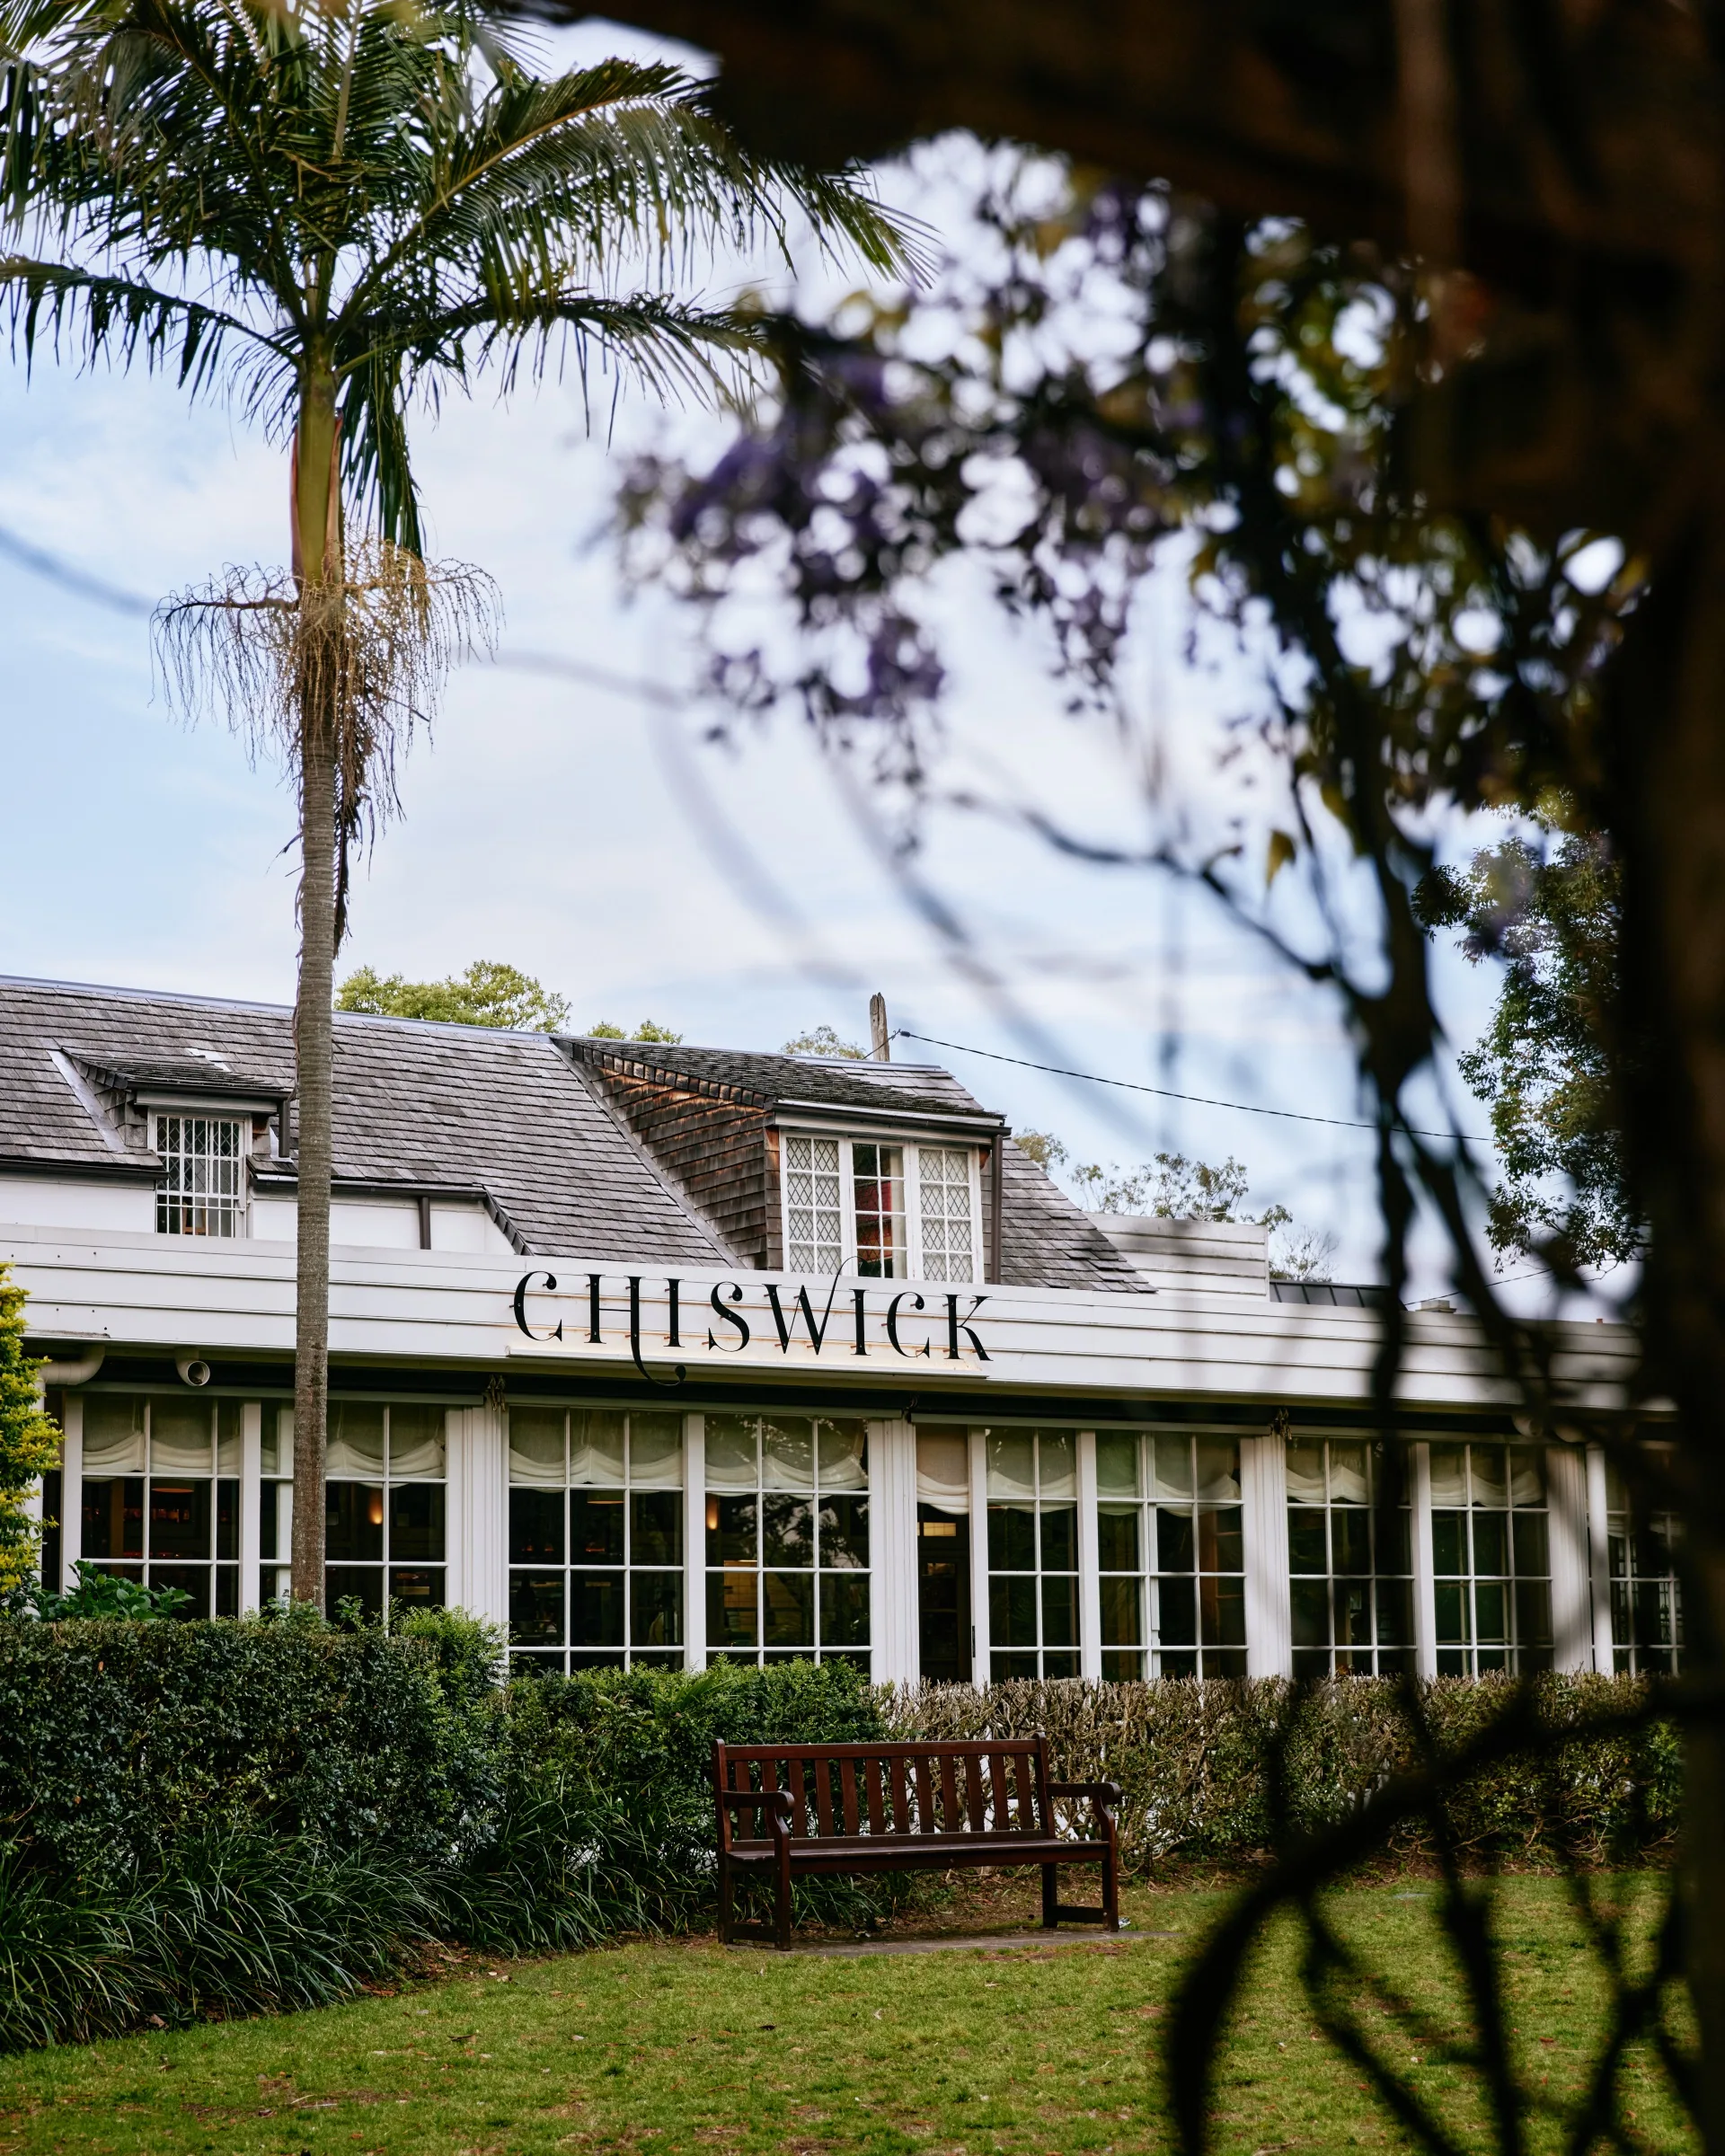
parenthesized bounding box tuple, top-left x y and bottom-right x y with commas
(0, 524, 153, 615)
(894, 1029, 1483, 1144)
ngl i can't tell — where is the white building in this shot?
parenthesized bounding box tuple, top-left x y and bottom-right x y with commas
(0, 976, 1678, 1681)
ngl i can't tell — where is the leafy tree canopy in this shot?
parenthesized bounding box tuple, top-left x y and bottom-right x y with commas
(587, 1020, 685, 1043)
(337, 961, 571, 1032)
(783, 1025, 865, 1057)
(0, 1267, 63, 1600)
(1417, 812, 1633, 1271)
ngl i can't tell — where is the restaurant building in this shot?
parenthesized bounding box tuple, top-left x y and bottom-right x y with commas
(0, 975, 1677, 1681)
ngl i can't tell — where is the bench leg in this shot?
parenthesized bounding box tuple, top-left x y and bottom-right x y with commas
(718, 1855, 734, 1946)
(1041, 1862, 1060, 1930)
(1101, 1845, 1120, 1933)
(774, 1837, 793, 1950)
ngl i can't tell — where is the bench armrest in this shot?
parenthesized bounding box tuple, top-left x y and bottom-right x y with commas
(1048, 1779, 1123, 1817)
(718, 1788, 794, 1819)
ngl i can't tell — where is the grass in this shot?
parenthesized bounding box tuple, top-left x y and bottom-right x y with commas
(0, 1872, 1689, 2155)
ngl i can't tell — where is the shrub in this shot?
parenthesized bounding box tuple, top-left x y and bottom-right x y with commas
(890, 1674, 1681, 1871)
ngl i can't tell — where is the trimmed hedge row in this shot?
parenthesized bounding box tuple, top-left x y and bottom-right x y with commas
(0, 1618, 1679, 2049)
(890, 1674, 1682, 1870)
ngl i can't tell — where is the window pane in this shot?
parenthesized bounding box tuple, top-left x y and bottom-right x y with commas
(81, 1476, 143, 1560)
(703, 1416, 758, 1490)
(389, 1483, 445, 1563)
(706, 1493, 757, 1564)
(986, 1432, 1037, 1499)
(1198, 1507, 1243, 1575)
(990, 1574, 1038, 1648)
(327, 1404, 385, 1478)
(763, 1570, 815, 1647)
(762, 1494, 814, 1567)
(389, 1406, 446, 1478)
(631, 1571, 683, 1650)
(1328, 1443, 1369, 1505)
(1473, 1510, 1508, 1577)
(1292, 1577, 1330, 1648)
(987, 1503, 1036, 1572)
(1156, 1576, 1196, 1647)
(1041, 1573, 1078, 1648)
(1431, 1511, 1467, 1575)
(1429, 1445, 1466, 1507)
(571, 1411, 626, 1486)
(571, 1490, 625, 1565)
(389, 1568, 444, 1613)
(1039, 1432, 1077, 1499)
(150, 1565, 208, 1618)
(819, 1572, 871, 1649)
(217, 1478, 239, 1561)
(1512, 1511, 1550, 1576)
(1097, 1504, 1139, 1571)
(763, 1418, 815, 1490)
(783, 1134, 844, 1273)
(326, 1482, 384, 1563)
(150, 1400, 213, 1474)
(570, 1569, 625, 1648)
(1100, 1576, 1141, 1648)
(1156, 1509, 1195, 1573)
(149, 1480, 211, 1560)
(631, 1489, 682, 1567)
(509, 1406, 566, 1486)
(1039, 1504, 1077, 1574)
(707, 1568, 758, 1650)
(629, 1413, 684, 1489)
(1194, 1442, 1241, 1503)
(84, 1397, 146, 1474)
(1332, 1508, 1371, 1575)
(818, 1494, 869, 1569)
(1200, 1575, 1246, 1648)
(1152, 1437, 1194, 1501)
(1287, 1509, 1327, 1573)
(817, 1419, 868, 1489)
(509, 1488, 564, 1565)
(510, 1570, 565, 1646)
(1285, 1443, 1326, 1505)
(853, 1143, 906, 1277)
(217, 1402, 242, 1475)
(1096, 1434, 1139, 1498)
(1472, 1447, 1509, 1509)
(327, 1567, 384, 1621)
(1435, 1580, 1469, 1644)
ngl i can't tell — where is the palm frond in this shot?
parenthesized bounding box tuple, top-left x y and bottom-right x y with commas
(0, 253, 270, 397)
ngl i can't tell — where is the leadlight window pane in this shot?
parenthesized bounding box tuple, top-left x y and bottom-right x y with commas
(1431, 1441, 1552, 1676)
(1096, 1430, 1245, 1680)
(984, 1428, 1082, 1681)
(918, 1147, 976, 1282)
(155, 1114, 245, 1237)
(783, 1135, 844, 1274)
(507, 1409, 686, 1674)
(1285, 1436, 1413, 1678)
(853, 1143, 907, 1278)
(705, 1414, 870, 1670)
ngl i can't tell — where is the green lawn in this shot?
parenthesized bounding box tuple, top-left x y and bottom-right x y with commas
(0, 1873, 1687, 2155)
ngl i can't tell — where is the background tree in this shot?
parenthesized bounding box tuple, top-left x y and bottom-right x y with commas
(587, 1019, 684, 1043)
(0, 0, 907, 1605)
(0, 1268, 61, 1604)
(1417, 815, 1632, 1274)
(782, 1024, 864, 1056)
(338, 960, 571, 1032)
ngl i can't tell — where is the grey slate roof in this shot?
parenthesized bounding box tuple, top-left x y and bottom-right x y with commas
(0, 977, 1148, 1290)
(0, 977, 725, 1264)
(558, 1039, 1003, 1125)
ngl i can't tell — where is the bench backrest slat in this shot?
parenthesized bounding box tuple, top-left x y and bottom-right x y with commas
(713, 1737, 1050, 1844)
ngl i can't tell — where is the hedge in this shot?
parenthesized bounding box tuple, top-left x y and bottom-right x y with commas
(0, 1618, 1680, 2050)
(891, 1674, 1683, 1871)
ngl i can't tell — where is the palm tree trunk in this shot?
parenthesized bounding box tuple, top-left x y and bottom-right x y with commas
(288, 364, 341, 1610)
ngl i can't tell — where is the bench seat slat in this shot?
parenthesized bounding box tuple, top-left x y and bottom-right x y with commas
(840, 1757, 860, 1836)
(889, 1755, 909, 1834)
(814, 1757, 835, 1838)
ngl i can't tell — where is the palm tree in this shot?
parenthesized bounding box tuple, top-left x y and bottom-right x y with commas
(0, 0, 908, 1604)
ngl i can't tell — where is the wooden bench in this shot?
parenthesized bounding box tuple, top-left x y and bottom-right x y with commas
(712, 1736, 1122, 1948)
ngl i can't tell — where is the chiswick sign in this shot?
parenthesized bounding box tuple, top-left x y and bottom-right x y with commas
(511, 1268, 991, 1383)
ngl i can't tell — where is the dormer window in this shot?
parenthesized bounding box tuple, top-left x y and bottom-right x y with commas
(782, 1133, 980, 1281)
(154, 1112, 247, 1237)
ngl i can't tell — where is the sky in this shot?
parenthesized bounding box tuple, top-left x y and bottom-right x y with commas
(0, 18, 1587, 1309)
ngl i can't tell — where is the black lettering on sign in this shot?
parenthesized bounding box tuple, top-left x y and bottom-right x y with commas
(852, 1286, 869, 1357)
(945, 1293, 990, 1362)
(586, 1273, 602, 1346)
(629, 1275, 686, 1389)
(513, 1271, 562, 1342)
(707, 1281, 749, 1352)
(886, 1290, 933, 1360)
(765, 1280, 841, 1354)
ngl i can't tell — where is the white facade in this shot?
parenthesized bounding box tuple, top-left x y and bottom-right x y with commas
(10, 1197, 1678, 1683)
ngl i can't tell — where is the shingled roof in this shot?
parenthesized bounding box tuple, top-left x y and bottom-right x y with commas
(0, 977, 1148, 1290)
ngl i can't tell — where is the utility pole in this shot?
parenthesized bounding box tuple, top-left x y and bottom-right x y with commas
(870, 992, 890, 1061)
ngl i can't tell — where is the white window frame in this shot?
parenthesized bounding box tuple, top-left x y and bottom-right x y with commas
(779, 1129, 983, 1282)
(152, 1109, 249, 1238)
